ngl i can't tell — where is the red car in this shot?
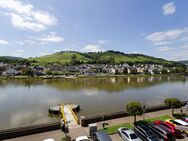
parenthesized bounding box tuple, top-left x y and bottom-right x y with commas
(154, 120, 182, 137)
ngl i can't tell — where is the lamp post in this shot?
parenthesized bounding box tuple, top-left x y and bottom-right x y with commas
(102, 116, 105, 129)
(143, 100, 146, 120)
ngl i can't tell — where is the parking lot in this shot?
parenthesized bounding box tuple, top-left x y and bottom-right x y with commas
(110, 133, 188, 141)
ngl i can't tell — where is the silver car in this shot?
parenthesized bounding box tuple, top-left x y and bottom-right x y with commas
(118, 127, 142, 141)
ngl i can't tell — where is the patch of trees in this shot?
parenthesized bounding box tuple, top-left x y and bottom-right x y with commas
(0, 57, 31, 65)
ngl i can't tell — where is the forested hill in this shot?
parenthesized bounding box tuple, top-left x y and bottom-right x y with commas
(28, 50, 182, 67)
(0, 56, 30, 65)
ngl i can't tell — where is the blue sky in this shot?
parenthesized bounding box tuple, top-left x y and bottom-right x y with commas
(0, 0, 188, 61)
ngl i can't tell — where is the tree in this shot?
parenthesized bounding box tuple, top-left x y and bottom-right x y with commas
(70, 54, 81, 65)
(161, 69, 167, 74)
(153, 69, 160, 74)
(123, 67, 128, 74)
(143, 69, 149, 74)
(126, 101, 143, 125)
(62, 135, 71, 141)
(164, 98, 182, 115)
(46, 70, 52, 75)
(71, 54, 77, 60)
(22, 68, 34, 76)
(175, 66, 186, 74)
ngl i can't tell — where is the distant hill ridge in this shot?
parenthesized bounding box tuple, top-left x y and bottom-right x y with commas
(28, 50, 182, 66)
(178, 60, 188, 65)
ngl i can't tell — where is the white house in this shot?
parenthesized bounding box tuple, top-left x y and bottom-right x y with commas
(2, 68, 19, 76)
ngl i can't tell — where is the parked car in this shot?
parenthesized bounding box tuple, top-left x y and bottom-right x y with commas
(134, 125, 160, 141)
(92, 131, 112, 141)
(166, 119, 188, 126)
(182, 117, 188, 123)
(118, 127, 141, 141)
(166, 119, 188, 136)
(148, 123, 176, 141)
(76, 136, 90, 141)
(154, 120, 181, 137)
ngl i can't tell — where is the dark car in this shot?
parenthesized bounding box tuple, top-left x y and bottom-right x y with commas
(148, 123, 176, 141)
(92, 131, 112, 141)
(154, 120, 181, 137)
(134, 125, 160, 141)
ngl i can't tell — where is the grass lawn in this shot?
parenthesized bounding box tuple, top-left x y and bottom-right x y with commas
(100, 123, 133, 135)
(144, 115, 173, 122)
(136, 115, 174, 125)
(100, 115, 173, 135)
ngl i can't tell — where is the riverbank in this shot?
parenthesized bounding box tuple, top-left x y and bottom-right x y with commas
(1, 101, 187, 140)
(4, 106, 188, 141)
(0, 73, 186, 80)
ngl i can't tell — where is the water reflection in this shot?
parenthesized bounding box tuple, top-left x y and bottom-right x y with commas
(0, 75, 187, 129)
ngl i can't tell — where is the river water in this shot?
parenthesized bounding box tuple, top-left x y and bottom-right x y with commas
(0, 75, 187, 129)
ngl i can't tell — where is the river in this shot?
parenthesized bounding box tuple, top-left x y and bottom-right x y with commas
(0, 75, 187, 129)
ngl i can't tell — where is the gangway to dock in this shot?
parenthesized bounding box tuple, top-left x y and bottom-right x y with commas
(60, 104, 79, 128)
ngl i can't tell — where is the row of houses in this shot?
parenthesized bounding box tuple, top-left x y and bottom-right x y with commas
(0, 62, 172, 76)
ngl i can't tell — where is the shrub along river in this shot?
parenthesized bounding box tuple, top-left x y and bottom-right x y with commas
(0, 75, 187, 129)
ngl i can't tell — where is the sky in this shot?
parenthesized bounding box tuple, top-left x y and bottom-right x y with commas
(0, 0, 188, 61)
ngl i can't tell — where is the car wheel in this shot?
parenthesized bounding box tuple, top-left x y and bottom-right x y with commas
(182, 131, 188, 137)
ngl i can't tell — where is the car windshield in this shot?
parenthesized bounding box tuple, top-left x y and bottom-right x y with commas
(146, 131, 154, 136)
(149, 136, 160, 141)
(130, 133, 138, 139)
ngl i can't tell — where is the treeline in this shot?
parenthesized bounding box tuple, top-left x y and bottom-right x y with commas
(0, 57, 31, 65)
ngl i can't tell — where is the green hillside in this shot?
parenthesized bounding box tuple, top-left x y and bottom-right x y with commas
(29, 51, 92, 64)
(0, 56, 29, 65)
(178, 60, 188, 65)
(28, 50, 181, 66)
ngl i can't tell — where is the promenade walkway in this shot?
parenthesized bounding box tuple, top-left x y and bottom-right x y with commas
(5, 106, 188, 141)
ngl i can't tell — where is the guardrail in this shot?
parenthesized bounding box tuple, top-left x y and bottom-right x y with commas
(0, 122, 60, 140)
(60, 104, 67, 124)
(68, 104, 79, 124)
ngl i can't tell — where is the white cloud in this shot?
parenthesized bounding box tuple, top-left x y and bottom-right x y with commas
(153, 41, 171, 46)
(0, 39, 9, 45)
(38, 34, 64, 43)
(12, 52, 21, 56)
(180, 44, 188, 49)
(37, 32, 64, 44)
(15, 41, 24, 45)
(82, 44, 105, 52)
(53, 49, 60, 52)
(65, 48, 72, 51)
(162, 2, 176, 15)
(145, 27, 188, 60)
(24, 40, 35, 44)
(169, 49, 188, 61)
(9, 13, 46, 31)
(157, 46, 173, 52)
(0, 0, 57, 31)
(15, 49, 24, 53)
(145, 28, 188, 42)
(97, 40, 106, 44)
